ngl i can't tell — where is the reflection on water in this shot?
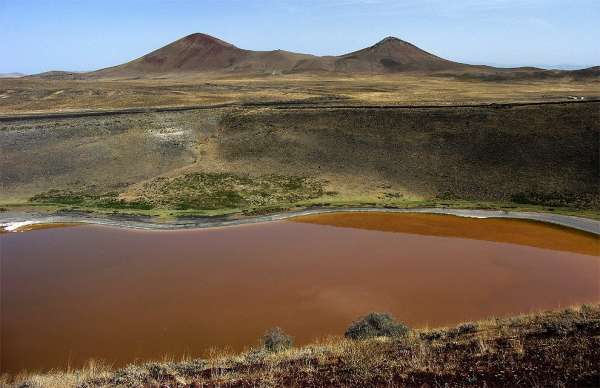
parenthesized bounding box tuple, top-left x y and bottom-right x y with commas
(1, 213, 598, 373)
(292, 212, 599, 256)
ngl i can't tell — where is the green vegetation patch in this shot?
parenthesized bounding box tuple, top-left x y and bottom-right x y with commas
(27, 173, 325, 213)
(137, 172, 325, 210)
(511, 191, 600, 210)
(345, 312, 410, 340)
(262, 327, 294, 352)
(30, 189, 153, 210)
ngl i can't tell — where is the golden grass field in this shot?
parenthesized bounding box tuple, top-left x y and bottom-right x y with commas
(1, 74, 598, 115)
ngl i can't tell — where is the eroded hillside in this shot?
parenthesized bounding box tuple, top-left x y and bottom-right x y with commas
(1, 101, 598, 215)
(217, 102, 599, 206)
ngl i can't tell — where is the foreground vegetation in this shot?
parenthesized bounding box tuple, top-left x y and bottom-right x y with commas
(4, 305, 599, 387)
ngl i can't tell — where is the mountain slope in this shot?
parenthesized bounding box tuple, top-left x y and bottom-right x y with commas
(0, 72, 25, 78)
(54, 33, 597, 78)
(92, 33, 320, 77)
(334, 36, 471, 73)
(92, 33, 247, 77)
(90, 33, 479, 77)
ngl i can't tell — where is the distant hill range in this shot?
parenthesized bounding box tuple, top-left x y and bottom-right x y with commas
(0, 72, 25, 78)
(29, 33, 600, 79)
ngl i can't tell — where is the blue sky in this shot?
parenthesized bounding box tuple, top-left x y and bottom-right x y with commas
(1, 0, 598, 74)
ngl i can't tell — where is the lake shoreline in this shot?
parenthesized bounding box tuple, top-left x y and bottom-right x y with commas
(1, 207, 598, 234)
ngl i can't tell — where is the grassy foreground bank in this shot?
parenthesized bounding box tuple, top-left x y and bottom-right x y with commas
(3, 190, 600, 221)
(3, 304, 599, 387)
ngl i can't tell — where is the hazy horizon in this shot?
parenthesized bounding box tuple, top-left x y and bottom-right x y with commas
(1, 0, 599, 74)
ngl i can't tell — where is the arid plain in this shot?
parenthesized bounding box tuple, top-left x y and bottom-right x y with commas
(1, 74, 599, 219)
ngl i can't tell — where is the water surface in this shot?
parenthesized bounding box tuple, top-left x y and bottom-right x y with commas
(1, 213, 598, 373)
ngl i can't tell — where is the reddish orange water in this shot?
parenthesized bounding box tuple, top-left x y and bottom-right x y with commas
(1, 213, 598, 373)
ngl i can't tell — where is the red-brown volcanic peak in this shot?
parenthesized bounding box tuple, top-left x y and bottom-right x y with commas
(138, 33, 244, 71)
(93, 33, 472, 77)
(85, 33, 592, 78)
(92, 33, 249, 76)
(92, 33, 326, 77)
(334, 36, 470, 72)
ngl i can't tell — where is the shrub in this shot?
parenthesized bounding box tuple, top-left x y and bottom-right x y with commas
(420, 329, 445, 341)
(448, 322, 478, 338)
(344, 312, 409, 340)
(580, 304, 595, 316)
(172, 359, 206, 377)
(510, 191, 599, 209)
(540, 319, 574, 335)
(145, 362, 175, 380)
(263, 327, 293, 352)
(110, 365, 150, 386)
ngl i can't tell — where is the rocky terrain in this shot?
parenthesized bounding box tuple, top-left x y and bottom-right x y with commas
(1, 101, 598, 219)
